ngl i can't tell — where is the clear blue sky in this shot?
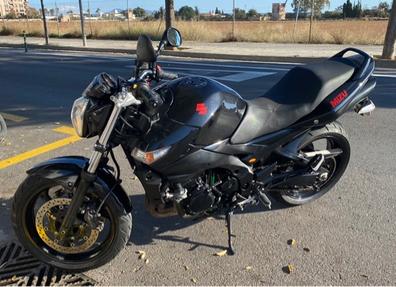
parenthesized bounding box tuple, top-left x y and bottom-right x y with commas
(28, 0, 389, 13)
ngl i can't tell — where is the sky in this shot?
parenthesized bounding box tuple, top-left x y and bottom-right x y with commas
(28, 0, 389, 13)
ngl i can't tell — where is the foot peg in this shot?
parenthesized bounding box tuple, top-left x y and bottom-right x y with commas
(258, 190, 272, 209)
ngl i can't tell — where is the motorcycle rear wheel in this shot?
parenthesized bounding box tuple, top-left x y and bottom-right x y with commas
(280, 122, 350, 206)
(12, 176, 132, 272)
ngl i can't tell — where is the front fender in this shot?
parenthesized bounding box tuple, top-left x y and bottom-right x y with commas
(27, 156, 132, 213)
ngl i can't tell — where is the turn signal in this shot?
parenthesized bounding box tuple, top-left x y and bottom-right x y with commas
(131, 146, 171, 165)
(248, 158, 257, 164)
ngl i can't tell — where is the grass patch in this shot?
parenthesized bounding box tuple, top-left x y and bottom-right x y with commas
(0, 26, 13, 36)
(0, 19, 388, 45)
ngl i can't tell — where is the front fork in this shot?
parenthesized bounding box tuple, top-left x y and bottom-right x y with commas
(59, 103, 123, 235)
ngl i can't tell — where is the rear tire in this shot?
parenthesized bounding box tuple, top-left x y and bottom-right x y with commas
(280, 121, 350, 206)
(12, 176, 132, 272)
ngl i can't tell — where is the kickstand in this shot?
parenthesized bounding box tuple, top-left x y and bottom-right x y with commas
(226, 211, 235, 255)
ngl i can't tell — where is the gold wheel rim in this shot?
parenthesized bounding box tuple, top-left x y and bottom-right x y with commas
(35, 198, 100, 254)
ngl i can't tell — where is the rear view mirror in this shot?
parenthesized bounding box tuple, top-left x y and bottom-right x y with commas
(165, 28, 182, 47)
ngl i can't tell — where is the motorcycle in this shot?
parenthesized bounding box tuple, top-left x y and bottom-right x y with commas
(12, 28, 376, 272)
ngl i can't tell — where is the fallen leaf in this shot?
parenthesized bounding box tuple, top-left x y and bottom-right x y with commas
(360, 274, 369, 279)
(287, 239, 297, 246)
(282, 264, 295, 274)
(245, 266, 253, 271)
(214, 250, 228, 257)
(145, 258, 149, 264)
(133, 266, 143, 273)
(303, 247, 310, 252)
(184, 265, 189, 271)
(136, 250, 146, 260)
(191, 278, 197, 284)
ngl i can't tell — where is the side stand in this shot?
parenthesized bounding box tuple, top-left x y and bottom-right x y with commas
(226, 211, 235, 255)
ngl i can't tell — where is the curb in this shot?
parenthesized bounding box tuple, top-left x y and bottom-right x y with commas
(1, 42, 395, 68)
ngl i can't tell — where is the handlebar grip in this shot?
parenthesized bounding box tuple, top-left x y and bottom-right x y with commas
(135, 83, 164, 116)
(160, 71, 179, 80)
(156, 64, 179, 81)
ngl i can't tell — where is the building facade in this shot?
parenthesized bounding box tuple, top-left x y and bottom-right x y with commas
(272, 3, 286, 20)
(0, 0, 28, 17)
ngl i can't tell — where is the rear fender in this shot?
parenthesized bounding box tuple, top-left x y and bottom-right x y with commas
(27, 156, 132, 213)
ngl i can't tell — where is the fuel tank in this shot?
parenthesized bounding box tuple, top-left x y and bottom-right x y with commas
(139, 77, 247, 174)
(159, 76, 246, 146)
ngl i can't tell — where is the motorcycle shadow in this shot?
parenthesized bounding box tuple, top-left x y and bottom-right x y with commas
(128, 194, 289, 250)
(0, 197, 16, 244)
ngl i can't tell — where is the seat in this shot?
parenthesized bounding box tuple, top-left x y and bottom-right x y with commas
(231, 58, 356, 144)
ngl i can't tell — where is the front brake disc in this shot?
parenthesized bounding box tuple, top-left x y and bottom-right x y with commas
(35, 198, 100, 254)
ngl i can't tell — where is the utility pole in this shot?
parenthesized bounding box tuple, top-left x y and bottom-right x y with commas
(78, 0, 87, 47)
(40, 0, 49, 45)
(293, 0, 300, 42)
(308, 0, 314, 43)
(87, 0, 93, 36)
(127, 0, 131, 39)
(165, 0, 175, 30)
(55, 1, 60, 38)
(382, 0, 396, 59)
(232, 0, 236, 39)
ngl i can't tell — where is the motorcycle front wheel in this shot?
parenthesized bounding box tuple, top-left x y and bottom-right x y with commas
(12, 176, 132, 272)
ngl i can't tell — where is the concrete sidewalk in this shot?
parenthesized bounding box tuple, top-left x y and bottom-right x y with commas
(0, 35, 388, 63)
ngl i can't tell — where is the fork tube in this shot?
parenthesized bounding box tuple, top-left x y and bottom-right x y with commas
(87, 104, 122, 174)
(60, 103, 122, 234)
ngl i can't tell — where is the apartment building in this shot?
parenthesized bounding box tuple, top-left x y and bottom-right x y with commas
(0, 0, 28, 17)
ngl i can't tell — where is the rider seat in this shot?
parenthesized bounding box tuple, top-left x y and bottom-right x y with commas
(231, 58, 356, 144)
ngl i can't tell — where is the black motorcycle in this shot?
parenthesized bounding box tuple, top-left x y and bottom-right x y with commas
(12, 28, 376, 272)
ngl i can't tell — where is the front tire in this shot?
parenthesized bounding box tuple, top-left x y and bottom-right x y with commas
(12, 176, 132, 272)
(280, 122, 351, 206)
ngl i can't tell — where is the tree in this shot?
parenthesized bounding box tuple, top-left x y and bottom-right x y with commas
(5, 11, 17, 19)
(382, 0, 396, 59)
(154, 6, 164, 19)
(247, 9, 259, 18)
(26, 7, 41, 18)
(378, 1, 390, 11)
(165, 0, 175, 30)
(234, 8, 246, 19)
(133, 7, 146, 18)
(215, 7, 220, 14)
(292, 0, 330, 17)
(352, 0, 362, 18)
(178, 6, 195, 20)
(378, 1, 390, 17)
(343, 0, 353, 17)
(343, 0, 362, 18)
(194, 6, 200, 20)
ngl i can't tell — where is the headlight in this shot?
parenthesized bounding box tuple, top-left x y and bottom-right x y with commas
(131, 146, 171, 165)
(71, 96, 89, 137)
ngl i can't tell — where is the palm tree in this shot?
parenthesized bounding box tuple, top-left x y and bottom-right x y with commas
(382, 0, 396, 59)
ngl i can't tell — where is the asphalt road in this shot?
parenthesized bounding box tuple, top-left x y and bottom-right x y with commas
(0, 47, 395, 285)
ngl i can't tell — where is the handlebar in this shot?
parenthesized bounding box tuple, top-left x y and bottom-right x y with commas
(156, 64, 179, 81)
(134, 82, 164, 116)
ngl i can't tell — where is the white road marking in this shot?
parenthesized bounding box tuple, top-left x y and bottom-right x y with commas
(217, 71, 275, 82)
(158, 60, 291, 72)
(373, 73, 396, 78)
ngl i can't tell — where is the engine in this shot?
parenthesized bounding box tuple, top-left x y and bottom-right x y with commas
(168, 170, 240, 216)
